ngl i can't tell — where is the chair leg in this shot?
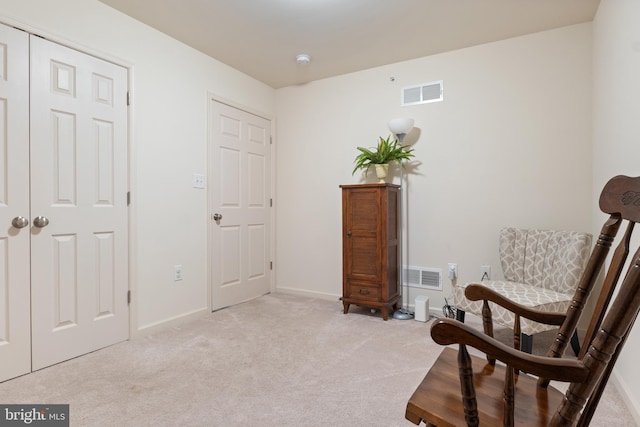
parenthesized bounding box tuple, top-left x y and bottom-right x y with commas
(570, 330, 581, 356)
(520, 333, 533, 353)
(456, 309, 465, 322)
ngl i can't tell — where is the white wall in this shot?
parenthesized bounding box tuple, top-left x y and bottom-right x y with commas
(592, 0, 640, 423)
(0, 0, 276, 333)
(2, 0, 638, 420)
(275, 24, 593, 310)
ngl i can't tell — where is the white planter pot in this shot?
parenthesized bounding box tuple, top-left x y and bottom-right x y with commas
(374, 164, 389, 183)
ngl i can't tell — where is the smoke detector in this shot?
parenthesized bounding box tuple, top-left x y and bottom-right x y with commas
(296, 54, 311, 65)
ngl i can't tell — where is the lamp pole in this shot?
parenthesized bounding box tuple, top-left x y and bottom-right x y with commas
(388, 118, 414, 320)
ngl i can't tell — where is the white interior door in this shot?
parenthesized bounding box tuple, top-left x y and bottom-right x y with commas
(0, 23, 31, 383)
(29, 36, 129, 370)
(210, 101, 271, 310)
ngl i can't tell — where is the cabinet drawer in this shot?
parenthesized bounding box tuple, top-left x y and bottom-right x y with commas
(348, 284, 381, 301)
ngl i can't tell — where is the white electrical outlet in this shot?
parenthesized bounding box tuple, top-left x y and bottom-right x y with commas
(174, 265, 183, 281)
(481, 265, 491, 280)
(192, 173, 205, 189)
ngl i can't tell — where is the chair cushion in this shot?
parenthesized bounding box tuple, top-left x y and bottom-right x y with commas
(452, 227, 591, 336)
(500, 228, 592, 295)
(453, 280, 573, 335)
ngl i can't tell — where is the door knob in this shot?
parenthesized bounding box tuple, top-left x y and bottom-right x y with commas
(11, 216, 29, 229)
(33, 216, 50, 228)
(213, 213, 223, 221)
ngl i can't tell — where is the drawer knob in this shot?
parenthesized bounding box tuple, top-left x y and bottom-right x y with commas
(359, 289, 370, 295)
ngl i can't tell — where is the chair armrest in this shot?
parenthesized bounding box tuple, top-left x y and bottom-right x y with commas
(430, 318, 588, 382)
(465, 283, 567, 326)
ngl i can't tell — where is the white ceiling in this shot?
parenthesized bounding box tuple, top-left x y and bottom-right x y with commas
(98, 0, 601, 89)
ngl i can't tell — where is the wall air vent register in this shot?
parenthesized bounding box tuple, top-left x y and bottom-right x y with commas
(401, 80, 443, 107)
(405, 266, 442, 290)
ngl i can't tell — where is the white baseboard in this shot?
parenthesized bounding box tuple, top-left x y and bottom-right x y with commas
(133, 307, 210, 338)
(277, 289, 443, 316)
(611, 369, 640, 426)
(275, 286, 341, 302)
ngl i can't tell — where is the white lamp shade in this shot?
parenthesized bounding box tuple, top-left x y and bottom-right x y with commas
(388, 118, 414, 135)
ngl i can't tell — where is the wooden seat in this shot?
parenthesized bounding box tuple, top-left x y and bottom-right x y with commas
(406, 175, 640, 427)
(407, 347, 568, 427)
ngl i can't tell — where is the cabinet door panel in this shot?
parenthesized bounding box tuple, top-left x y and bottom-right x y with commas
(349, 191, 379, 232)
(350, 236, 379, 277)
(344, 188, 381, 280)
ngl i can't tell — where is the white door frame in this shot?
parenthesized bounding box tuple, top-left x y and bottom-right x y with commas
(206, 93, 276, 311)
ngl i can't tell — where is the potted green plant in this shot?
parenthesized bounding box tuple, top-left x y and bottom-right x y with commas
(352, 135, 415, 182)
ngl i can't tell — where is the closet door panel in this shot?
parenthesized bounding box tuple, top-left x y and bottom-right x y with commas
(0, 23, 31, 383)
(29, 35, 129, 370)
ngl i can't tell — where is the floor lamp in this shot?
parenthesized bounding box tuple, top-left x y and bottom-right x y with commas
(388, 118, 414, 320)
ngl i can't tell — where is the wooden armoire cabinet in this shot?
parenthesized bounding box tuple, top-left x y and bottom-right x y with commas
(340, 183, 400, 320)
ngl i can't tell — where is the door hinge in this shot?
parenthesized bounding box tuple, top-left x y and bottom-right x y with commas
(270, 198, 273, 207)
(270, 261, 273, 270)
(127, 191, 131, 206)
(126, 91, 130, 106)
(270, 136, 273, 145)
(127, 290, 131, 305)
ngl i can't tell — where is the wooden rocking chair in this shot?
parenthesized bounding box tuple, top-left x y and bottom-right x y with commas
(405, 175, 640, 426)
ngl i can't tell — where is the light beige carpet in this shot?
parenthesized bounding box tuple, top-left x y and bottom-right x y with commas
(0, 293, 636, 426)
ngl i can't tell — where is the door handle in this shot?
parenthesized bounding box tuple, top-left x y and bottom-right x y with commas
(213, 213, 223, 221)
(33, 216, 50, 228)
(11, 216, 29, 229)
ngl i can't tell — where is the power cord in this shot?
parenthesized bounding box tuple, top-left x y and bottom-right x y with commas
(442, 297, 456, 319)
(441, 273, 489, 319)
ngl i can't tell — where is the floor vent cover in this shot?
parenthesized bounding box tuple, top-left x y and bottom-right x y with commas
(405, 266, 442, 290)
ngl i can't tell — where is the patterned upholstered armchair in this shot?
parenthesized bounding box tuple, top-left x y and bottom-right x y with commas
(453, 227, 592, 353)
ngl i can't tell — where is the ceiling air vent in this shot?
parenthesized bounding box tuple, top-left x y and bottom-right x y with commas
(405, 266, 442, 290)
(401, 80, 443, 107)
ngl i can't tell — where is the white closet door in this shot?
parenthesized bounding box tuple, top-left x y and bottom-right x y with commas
(0, 23, 31, 383)
(29, 35, 129, 370)
(210, 101, 271, 310)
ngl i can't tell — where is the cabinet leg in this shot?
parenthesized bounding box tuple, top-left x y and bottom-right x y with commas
(381, 307, 389, 321)
(342, 302, 350, 314)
